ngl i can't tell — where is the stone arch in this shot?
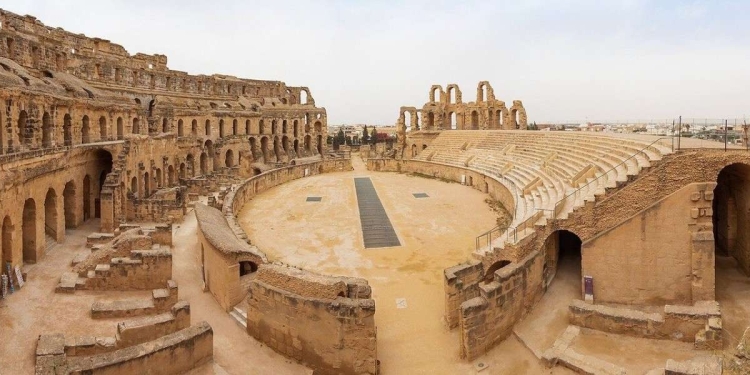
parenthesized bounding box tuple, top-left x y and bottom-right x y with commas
(232, 119, 238, 135)
(18, 109, 30, 148)
(304, 118, 311, 133)
(449, 112, 457, 130)
(317, 135, 323, 155)
(282, 120, 288, 134)
(167, 165, 175, 186)
(2, 216, 13, 271)
(205, 119, 211, 136)
(98, 116, 107, 140)
(63, 181, 77, 228)
(273, 136, 282, 161)
(81, 115, 90, 144)
(509, 100, 527, 130)
(304, 135, 312, 153)
(162, 117, 168, 133)
(200, 152, 208, 175)
(239, 260, 258, 276)
(411, 144, 417, 157)
(293, 120, 299, 138)
(22, 198, 37, 263)
(259, 119, 266, 135)
(714, 163, 750, 276)
(542, 229, 582, 289)
(130, 176, 138, 197)
(446, 84, 462, 104)
(83, 175, 91, 221)
(429, 85, 444, 103)
(245, 119, 251, 135)
(191, 119, 198, 136)
(272, 120, 278, 135)
(41, 111, 53, 148)
(116, 117, 123, 140)
(476, 81, 494, 102)
(179, 162, 186, 179)
(132, 117, 140, 135)
(293, 139, 299, 156)
(314, 121, 322, 133)
(260, 136, 269, 163)
(143, 172, 150, 198)
(155, 168, 162, 188)
(219, 119, 226, 137)
(225, 149, 234, 168)
(427, 112, 436, 130)
(63, 113, 72, 146)
(177, 119, 184, 137)
(400, 107, 418, 132)
(44, 188, 58, 243)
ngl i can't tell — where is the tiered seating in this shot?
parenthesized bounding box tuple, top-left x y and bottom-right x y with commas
(414, 130, 672, 254)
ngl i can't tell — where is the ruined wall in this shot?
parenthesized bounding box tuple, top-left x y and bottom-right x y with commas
(393, 82, 527, 157)
(37, 322, 213, 375)
(246, 264, 378, 375)
(0, 8, 330, 278)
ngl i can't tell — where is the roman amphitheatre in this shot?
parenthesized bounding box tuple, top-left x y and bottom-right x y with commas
(0, 7, 748, 375)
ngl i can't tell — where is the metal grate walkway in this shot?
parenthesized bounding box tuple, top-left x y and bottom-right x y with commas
(354, 177, 401, 248)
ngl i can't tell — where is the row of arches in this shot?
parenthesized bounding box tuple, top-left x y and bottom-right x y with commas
(1, 165, 111, 276)
(248, 134, 323, 163)
(174, 117, 325, 139)
(401, 107, 524, 132)
(0, 109, 143, 154)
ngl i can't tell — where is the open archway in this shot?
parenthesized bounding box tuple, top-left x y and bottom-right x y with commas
(99, 116, 107, 140)
(63, 114, 72, 146)
(116, 117, 123, 140)
(483, 260, 512, 284)
(22, 198, 37, 263)
(470, 111, 479, 130)
(83, 175, 91, 221)
(542, 230, 582, 292)
(63, 181, 77, 228)
(2, 216, 12, 272)
(42, 112, 53, 148)
(44, 188, 58, 244)
(225, 149, 234, 168)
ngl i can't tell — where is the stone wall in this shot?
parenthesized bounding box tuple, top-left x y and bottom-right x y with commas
(36, 322, 213, 375)
(369, 150, 750, 360)
(246, 264, 377, 375)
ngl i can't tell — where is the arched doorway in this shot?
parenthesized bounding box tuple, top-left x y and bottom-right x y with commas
(239, 260, 258, 277)
(168, 165, 175, 186)
(713, 162, 750, 347)
(317, 135, 323, 155)
(130, 177, 138, 198)
(273, 137, 282, 161)
(186, 154, 195, 177)
(44, 188, 58, 244)
(177, 119, 184, 137)
(99, 116, 107, 140)
(132, 117, 140, 134)
(179, 163, 186, 180)
(450, 112, 457, 130)
(143, 172, 150, 198)
(116, 117, 123, 140)
(200, 152, 208, 175)
(225, 149, 234, 168)
(18, 110, 29, 148)
(83, 175, 91, 221)
(2, 216, 12, 272)
(81, 115, 90, 144)
(542, 230, 582, 291)
(63, 181, 76, 228)
(63, 114, 73, 146)
(22, 198, 37, 263)
(260, 137, 269, 163)
(42, 112, 53, 148)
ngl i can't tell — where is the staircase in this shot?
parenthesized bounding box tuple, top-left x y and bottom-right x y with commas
(44, 233, 57, 253)
(230, 305, 247, 330)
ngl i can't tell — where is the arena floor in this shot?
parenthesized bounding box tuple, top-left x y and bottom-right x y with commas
(237, 157, 577, 374)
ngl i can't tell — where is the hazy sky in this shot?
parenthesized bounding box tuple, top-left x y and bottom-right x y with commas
(5, 1, 750, 124)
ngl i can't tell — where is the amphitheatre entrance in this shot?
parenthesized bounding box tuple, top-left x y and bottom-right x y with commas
(712, 163, 750, 347)
(543, 229, 582, 290)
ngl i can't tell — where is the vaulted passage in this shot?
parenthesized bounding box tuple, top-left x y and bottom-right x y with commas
(353, 177, 400, 248)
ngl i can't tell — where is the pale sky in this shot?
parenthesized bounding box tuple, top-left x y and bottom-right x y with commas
(5, 1, 750, 124)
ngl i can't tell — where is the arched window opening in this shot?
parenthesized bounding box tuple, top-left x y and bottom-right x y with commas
(63, 181, 76, 228)
(177, 119, 184, 137)
(132, 117, 140, 135)
(22, 198, 36, 264)
(205, 119, 211, 136)
(42, 112, 53, 148)
(63, 114, 72, 146)
(81, 115, 90, 144)
(99, 116, 107, 140)
(116, 117, 124, 140)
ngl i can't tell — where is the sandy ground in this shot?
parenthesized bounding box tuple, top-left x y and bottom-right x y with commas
(238, 156, 572, 374)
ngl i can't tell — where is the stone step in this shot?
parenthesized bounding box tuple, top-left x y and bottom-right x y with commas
(56, 272, 78, 293)
(71, 252, 89, 266)
(230, 307, 247, 330)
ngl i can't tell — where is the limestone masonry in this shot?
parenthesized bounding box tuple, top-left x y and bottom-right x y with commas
(1, 7, 749, 375)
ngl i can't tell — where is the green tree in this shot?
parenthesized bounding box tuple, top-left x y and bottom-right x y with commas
(362, 125, 369, 143)
(337, 128, 345, 145)
(370, 127, 378, 145)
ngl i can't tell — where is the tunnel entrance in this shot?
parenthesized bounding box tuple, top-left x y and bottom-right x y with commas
(543, 230, 582, 290)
